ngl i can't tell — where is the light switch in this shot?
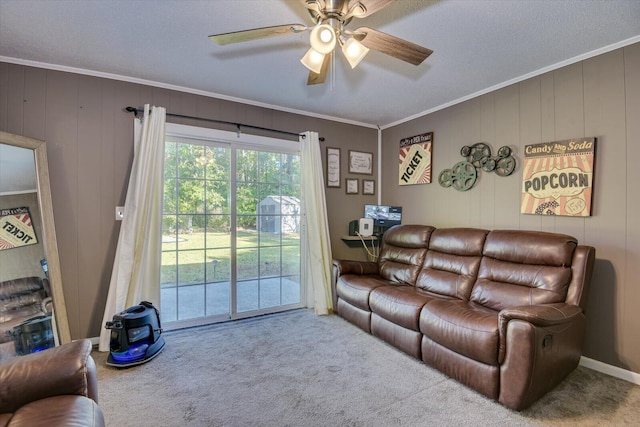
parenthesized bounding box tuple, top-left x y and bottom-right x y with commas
(115, 206, 125, 221)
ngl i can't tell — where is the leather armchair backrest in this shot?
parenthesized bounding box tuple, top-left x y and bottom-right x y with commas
(378, 225, 434, 285)
(471, 230, 577, 311)
(416, 228, 488, 300)
(0, 277, 49, 328)
(0, 277, 46, 299)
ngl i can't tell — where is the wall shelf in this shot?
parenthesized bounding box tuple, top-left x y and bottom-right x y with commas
(341, 235, 377, 248)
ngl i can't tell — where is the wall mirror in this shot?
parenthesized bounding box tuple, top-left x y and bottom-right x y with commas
(0, 131, 71, 361)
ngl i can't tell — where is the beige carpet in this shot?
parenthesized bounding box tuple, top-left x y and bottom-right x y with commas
(93, 309, 640, 426)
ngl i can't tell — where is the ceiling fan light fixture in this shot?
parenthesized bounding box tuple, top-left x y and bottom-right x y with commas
(300, 47, 325, 74)
(342, 37, 369, 68)
(309, 23, 336, 54)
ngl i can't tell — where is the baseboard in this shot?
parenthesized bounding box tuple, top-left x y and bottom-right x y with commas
(580, 356, 640, 385)
(88, 336, 100, 347)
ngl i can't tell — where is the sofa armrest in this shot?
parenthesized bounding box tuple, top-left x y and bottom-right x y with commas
(332, 259, 379, 276)
(498, 303, 582, 363)
(0, 339, 98, 413)
(331, 259, 379, 311)
(497, 303, 586, 410)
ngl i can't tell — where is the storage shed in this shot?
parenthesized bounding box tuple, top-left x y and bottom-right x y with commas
(257, 196, 300, 234)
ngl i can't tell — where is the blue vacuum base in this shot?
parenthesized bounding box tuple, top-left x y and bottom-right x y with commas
(106, 337, 165, 368)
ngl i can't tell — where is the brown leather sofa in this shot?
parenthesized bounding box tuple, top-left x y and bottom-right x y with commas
(0, 339, 105, 426)
(332, 224, 595, 411)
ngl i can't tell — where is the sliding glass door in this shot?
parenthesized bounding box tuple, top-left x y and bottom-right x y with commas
(160, 125, 303, 328)
(235, 149, 302, 313)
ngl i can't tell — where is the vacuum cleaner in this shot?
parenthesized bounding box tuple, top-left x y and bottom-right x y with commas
(105, 301, 165, 367)
(10, 315, 55, 355)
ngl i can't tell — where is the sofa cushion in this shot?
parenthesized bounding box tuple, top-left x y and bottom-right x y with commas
(7, 395, 104, 427)
(471, 258, 573, 311)
(0, 277, 45, 300)
(336, 275, 389, 311)
(416, 228, 488, 300)
(369, 285, 440, 331)
(378, 225, 434, 285)
(336, 299, 372, 333)
(419, 299, 500, 366)
(371, 313, 423, 358)
(482, 230, 577, 267)
(471, 230, 576, 311)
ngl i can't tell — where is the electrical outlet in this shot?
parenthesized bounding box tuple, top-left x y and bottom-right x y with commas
(115, 206, 125, 221)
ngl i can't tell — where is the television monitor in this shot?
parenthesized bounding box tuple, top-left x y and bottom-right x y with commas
(364, 205, 402, 228)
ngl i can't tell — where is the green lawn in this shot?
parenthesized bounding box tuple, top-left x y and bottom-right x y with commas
(161, 230, 300, 286)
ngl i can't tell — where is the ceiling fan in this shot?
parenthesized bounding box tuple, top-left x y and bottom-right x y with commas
(208, 0, 433, 85)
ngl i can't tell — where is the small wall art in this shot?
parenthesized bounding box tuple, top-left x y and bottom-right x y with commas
(363, 179, 375, 195)
(348, 150, 373, 175)
(346, 178, 359, 194)
(521, 138, 596, 216)
(326, 147, 340, 187)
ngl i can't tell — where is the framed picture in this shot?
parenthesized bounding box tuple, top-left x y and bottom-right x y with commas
(326, 147, 341, 187)
(0, 207, 38, 250)
(362, 179, 375, 195)
(399, 132, 433, 185)
(346, 178, 359, 194)
(348, 150, 373, 175)
(521, 137, 596, 216)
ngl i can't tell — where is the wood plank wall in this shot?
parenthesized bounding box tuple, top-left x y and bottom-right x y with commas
(381, 43, 640, 373)
(0, 62, 378, 339)
(3, 42, 636, 373)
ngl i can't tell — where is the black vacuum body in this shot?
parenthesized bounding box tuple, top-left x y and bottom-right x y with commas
(105, 301, 165, 367)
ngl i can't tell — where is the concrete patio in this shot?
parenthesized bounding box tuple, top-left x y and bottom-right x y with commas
(160, 277, 301, 323)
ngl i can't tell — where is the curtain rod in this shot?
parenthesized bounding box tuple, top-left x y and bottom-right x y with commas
(125, 107, 323, 141)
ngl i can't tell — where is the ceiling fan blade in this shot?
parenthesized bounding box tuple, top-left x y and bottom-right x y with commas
(350, 0, 394, 18)
(307, 54, 331, 85)
(209, 24, 307, 45)
(354, 26, 433, 65)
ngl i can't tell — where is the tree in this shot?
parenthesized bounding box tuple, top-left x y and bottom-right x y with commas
(164, 142, 231, 233)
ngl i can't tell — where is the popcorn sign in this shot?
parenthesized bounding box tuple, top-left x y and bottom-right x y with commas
(521, 138, 596, 216)
(399, 132, 432, 186)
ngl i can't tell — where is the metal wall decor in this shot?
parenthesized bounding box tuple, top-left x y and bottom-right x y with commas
(438, 142, 516, 191)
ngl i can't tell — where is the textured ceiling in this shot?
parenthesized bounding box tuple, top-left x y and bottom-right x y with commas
(1, 0, 640, 128)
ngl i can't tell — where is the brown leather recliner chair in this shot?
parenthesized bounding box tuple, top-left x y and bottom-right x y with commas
(0, 277, 53, 360)
(0, 339, 105, 427)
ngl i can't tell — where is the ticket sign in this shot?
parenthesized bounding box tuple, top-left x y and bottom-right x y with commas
(521, 138, 596, 216)
(0, 207, 38, 250)
(399, 132, 432, 186)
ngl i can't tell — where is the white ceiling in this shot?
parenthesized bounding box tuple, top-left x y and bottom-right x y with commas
(1, 0, 640, 128)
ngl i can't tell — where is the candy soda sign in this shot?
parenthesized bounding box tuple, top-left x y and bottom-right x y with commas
(399, 132, 432, 186)
(521, 138, 596, 216)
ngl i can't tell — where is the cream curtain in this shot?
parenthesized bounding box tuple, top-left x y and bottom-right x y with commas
(99, 105, 166, 351)
(300, 131, 333, 314)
